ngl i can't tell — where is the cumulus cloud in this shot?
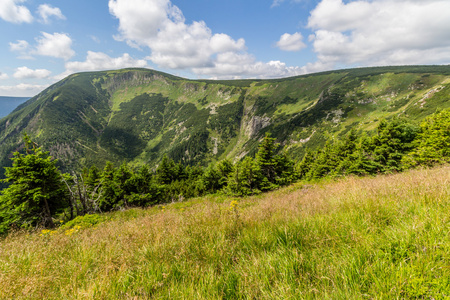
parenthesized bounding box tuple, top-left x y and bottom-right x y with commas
(307, 0, 450, 68)
(13, 66, 51, 79)
(109, 0, 245, 69)
(109, 0, 300, 79)
(10, 33, 75, 60)
(276, 33, 306, 51)
(193, 52, 304, 79)
(33, 32, 75, 60)
(0, 0, 33, 23)
(9, 40, 29, 52)
(57, 51, 148, 79)
(9, 40, 34, 59)
(109, 0, 173, 45)
(0, 83, 48, 97)
(37, 4, 65, 24)
(0, 72, 9, 80)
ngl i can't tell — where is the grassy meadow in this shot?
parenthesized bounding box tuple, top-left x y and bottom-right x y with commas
(1, 166, 450, 299)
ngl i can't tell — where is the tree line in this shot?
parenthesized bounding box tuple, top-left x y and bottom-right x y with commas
(0, 133, 295, 234)
(297, 110, 450, 179)
(2, 109, 450, 234)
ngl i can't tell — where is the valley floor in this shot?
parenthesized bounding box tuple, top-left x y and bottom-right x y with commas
(1, 165, 450, 299)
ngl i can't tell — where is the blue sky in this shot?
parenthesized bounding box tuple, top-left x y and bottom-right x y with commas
(1, 0, 450, 96)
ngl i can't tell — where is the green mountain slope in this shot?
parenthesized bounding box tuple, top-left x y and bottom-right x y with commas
(1, 66, 450, 174)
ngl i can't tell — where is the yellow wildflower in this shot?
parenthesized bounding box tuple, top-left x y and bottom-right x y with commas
(230, 200, 238, 209)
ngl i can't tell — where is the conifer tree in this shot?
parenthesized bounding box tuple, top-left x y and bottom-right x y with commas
(156, 154, 176, 184)
(98, 162, 118, 211)
(0, 134, 66, 230)
(115, 162, 135, 207)
(217, 159, 233, 188)
(201, 164, 222, 193)
(226, 157, 262, 196)
(85, 165, 101, 189)
(403, 110, 450, 167)
(255, 133, 278, 182)
(371, 118, 418, 172)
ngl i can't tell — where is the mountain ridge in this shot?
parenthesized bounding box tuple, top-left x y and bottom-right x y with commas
(1, 65, 450, 177)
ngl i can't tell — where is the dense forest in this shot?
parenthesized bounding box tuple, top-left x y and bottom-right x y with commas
(1, 109, 450, 234)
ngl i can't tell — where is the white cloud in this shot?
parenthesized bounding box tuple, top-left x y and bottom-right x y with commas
(308, 0, 372, 32)
(0, 72, 9, 80)
(0, 83, 48, 97)
(109, 0, 246, 70)
(109, 0, 172, 45)
(276, 33, 306, 51)
(13, 66, 51, 79)
(9, 40, 33, 59)
(33, 32, 75, 60)
(10, 33, 75, 60)
(37, 4, 65, 24)
(299, 60, 336, 75)
(0, 0, 33, 23)
(109, 0, 300, 79)
(193, 52, 304, 79)
(9, 40, 29, 52)
(307, 0, 450, 69)
(58, 51, 148, 79)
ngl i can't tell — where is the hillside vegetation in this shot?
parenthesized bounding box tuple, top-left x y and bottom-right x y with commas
(1, 65, 450, 176)
(1, 65, 450, 298)
(2, 108, 450, 233)
(1, 165, 449, 299)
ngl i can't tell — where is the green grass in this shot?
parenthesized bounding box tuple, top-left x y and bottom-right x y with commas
(1, 166, 450, 298)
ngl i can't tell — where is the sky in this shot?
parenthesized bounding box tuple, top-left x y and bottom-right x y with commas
(0, 0, 450, 97)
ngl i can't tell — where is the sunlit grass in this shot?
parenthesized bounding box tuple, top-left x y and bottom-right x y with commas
(1, 166, 450, 298)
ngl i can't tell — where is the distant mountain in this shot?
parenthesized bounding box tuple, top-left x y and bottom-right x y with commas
(0, 96, 30, 119)
(1, 66, 450, 176)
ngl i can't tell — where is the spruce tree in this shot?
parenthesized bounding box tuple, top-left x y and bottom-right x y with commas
(403, 110, 450, 167)
(156, 155, 176, 185)
(255, 133, 278, 183)
(0, 134, 66, 230)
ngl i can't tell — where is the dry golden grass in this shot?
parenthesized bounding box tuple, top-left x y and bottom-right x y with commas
(1, 165, 450, 298)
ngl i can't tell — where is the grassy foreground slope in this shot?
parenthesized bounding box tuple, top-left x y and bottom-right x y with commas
(1, 166, 450, 299)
